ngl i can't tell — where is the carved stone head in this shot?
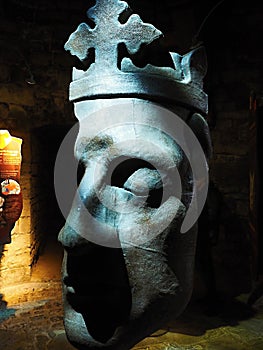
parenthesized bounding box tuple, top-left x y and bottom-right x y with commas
(56, 1, 211, 349)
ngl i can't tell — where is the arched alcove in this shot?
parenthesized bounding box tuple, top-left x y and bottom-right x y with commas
(30, 124, 75, 277)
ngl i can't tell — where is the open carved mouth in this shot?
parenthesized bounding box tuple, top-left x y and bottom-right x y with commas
(64, 243, 132, 343)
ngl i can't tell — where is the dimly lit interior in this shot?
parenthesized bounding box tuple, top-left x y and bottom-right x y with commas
(0, 0, 262, 349)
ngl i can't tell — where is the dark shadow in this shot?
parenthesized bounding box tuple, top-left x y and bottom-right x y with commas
(166, 181, 256, 337)
(31, 124, 75, 241)
(110, 157, 163, 208)
(30, 124, 76, 267)
(247, 276, 263, 307)
(193, 181, 252, 302)
(194, 181, 222, 303)
(65, 242, 132, 343)
(166, 295, 256, 337)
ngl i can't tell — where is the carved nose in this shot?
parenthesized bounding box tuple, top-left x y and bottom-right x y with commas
(58, 224, 94, 254)
(65, 242, 132, 343)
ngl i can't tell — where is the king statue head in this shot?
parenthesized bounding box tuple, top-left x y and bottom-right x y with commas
(56, 0, 212, 348)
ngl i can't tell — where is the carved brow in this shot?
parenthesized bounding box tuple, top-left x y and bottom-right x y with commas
(77, 135, 114, 157)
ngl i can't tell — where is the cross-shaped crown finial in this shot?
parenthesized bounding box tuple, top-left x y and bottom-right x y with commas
(64, 0, 162, 73)
(64, 0, 208, 114)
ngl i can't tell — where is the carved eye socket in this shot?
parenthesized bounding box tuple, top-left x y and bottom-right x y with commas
(110, 158, 164, 208)
(77, 160, 86, 185)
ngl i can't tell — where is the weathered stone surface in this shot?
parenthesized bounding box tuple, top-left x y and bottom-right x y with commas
(0, 103, 9, 118)
(0, 86, 35, 106)
(8, 105, 27, 120)
(59, 0, 210, 350)
(0, 288, 262, 350)
(60, 0, 211, 346)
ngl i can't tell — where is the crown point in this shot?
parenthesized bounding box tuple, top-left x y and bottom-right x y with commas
(65, 0, 208, 114)
(64, 23, 94, 61)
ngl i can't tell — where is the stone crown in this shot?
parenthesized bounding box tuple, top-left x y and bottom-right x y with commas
(64, 0, 208, 114)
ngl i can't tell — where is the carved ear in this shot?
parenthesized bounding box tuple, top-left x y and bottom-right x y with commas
(188, 112, 212, 159)
(181, 46, 208, 87)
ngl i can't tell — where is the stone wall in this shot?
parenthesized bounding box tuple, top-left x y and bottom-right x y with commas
(0, 0, 76, 286)
(0, 0, 261, 294)
(200, 0, 262, 294)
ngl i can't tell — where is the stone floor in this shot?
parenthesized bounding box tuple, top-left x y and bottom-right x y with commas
(0, 288, 262, 350)
(0, 237, 262, 350)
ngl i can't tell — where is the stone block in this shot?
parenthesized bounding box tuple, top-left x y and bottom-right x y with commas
(0, 86, 35, 106)
(210, 154, 249, 190)
(8, 105, 27, 120)
(15, 217, 31, 234)
(0, 103, 9, 119)
(0, 266, 31, 285)
(237, 121, 249, 142)
(214, 119, 233, 130)
(211, 129, 248, 156)
(53, 96, 66, 111)
(0, 251, 31, 270)
(21, 201, 30, 217)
